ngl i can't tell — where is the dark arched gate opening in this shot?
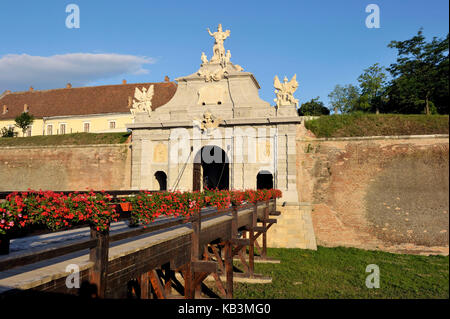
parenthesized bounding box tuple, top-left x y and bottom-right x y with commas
(155, 171, 167, 191)
(256, 170, 273, 190)
(193, 145, 229, 191)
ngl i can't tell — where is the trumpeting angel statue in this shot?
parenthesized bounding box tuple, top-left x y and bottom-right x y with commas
(273, 74, 299, 107)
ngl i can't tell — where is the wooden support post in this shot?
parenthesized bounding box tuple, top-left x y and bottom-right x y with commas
(89, 225, 109, 298)
(224, 241, 233, 299)
(140, 271, 150, 299)
(248, 202, 257, 277)
(149, 270, 166, 299)
(162, 262, 172, 296)
(262, 200, 269, 259)
(190, 209, 201, 298)
(211, 245, 225, 273)
(191, 209, 201, 261)
(231, 204, 238, 238)
(183, 263, 192, 299)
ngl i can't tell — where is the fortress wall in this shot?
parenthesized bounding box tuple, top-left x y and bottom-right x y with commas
(0, 144, 131, 191)
(297, 125, 449, 255)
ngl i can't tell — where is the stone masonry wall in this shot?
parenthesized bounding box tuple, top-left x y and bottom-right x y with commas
(0, 144, 131, 191)
(297, 123, 449, 255)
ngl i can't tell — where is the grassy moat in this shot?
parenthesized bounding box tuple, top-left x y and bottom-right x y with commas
(230, 246, 448, 299)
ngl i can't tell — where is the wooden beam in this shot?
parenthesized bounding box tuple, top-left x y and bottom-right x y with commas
(224, 241, 233, 299)
(231, 238, 250, 246)
(210, 245, 225, 273)
(237, 249, 250, 274)
(262, 201, 268, 259)
(193, 272, 210, 288)
(191, 261, 217, 273)
(140, 271, 150, 299)
(162, 262, 172, 296)
(248, 203, 257, 277)
(0, 238, 97, 272)
(183, 263, 192, 299)
(232, 244, 245, 257)
(149, 270, 166, 299)
(89, 226, 109, 298)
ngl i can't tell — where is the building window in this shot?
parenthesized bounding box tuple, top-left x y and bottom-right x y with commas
(60, 123, 66, 135)
(109, 121, 116, 129)
(84, 122, 90, 133)
(47, 124, 53, 136)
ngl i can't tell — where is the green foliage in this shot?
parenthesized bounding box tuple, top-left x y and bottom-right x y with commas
(14, 112, 34, 136)
(1, 126, 16, 138)
(357, 63, 388, 113)
(304, 113, 449, 138)
(327, 29, 449, 115)
(232, 247, 449, 299)
(386, 30, 449, 114)
(328, 84, 360, 114)
(298, 97, 330, 116)
(0, 132, 131, 147)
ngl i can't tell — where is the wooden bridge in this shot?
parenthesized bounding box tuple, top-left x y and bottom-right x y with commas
(0, 191, 280, 299)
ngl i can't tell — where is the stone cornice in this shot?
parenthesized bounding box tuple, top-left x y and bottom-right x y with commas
(126, 116, 302, 129)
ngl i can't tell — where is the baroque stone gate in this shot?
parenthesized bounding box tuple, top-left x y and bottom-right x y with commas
(127, 24, 317, 249)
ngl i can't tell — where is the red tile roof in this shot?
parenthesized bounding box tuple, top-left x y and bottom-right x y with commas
(0, 82, 177, 120)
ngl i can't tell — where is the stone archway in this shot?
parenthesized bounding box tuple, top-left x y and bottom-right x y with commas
(193, 145, 229, 191)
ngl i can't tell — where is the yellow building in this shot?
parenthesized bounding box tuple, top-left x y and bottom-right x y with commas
(0, 80, 177, 136)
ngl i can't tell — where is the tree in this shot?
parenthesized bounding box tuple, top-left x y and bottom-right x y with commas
(1, 126, 16, 138)
(328, 84, 360, 114)
(14, 112, 34, 137)
(357, 63, 387, 113)
(386, 29, 449, 114)
(298, 97, 330, 116)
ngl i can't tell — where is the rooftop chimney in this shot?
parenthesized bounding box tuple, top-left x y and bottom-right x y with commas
(29, 86, 34, 92)
(164, 76, 170, 82)
(24, 104, 29, 112)
(2, 105, 7, 115)
(66, 83, 72, 89)
(122, 79, 127, 84)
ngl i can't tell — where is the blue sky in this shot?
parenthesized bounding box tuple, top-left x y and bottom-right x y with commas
(0, 0, 448, 107)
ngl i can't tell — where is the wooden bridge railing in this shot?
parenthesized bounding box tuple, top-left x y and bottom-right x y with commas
(0, 189, 279, 299)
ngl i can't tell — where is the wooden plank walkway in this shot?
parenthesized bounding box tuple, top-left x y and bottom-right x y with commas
(0, 202, 277, 298)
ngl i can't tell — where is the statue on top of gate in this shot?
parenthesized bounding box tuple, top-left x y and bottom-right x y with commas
(273, 74, 299, 107)
(207, 24, 231, 63)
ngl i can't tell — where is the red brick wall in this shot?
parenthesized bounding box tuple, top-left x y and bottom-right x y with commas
(0, 144, 131, 191)
(297, 131, 449, 255)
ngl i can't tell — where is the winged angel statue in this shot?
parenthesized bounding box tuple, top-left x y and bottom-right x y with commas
(273, 75, 299, 107)
(130, 85, 154, 116)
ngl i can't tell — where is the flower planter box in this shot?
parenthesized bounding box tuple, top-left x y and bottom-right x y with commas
(120, 202, 132, 212)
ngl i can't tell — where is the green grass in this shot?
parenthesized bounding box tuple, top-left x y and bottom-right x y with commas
(0, 132, 131, 147)
(232, 246, 449, 299)
(304, 114, 449, 138)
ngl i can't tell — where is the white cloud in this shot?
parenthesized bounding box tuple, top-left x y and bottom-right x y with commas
(0, 53, 155, 92)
